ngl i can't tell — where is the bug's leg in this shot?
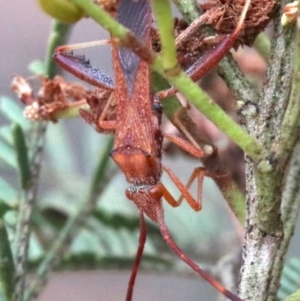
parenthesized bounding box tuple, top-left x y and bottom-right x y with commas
(158, 0, 251, 99)
(161, 131, 209, 211)
(126, 212, 147, 301)
(162, 131, 224, 211)
(55, 40, 111, 53)
(155, 208, 243, 301)
(80, 90, 116, 133)
(159, 158, 240, 301)
(163, 103, 215, 157)
(160, 164, 202, 210)
(53, 39, 118, 132)
(163, 132, 206, 158)
(54, 40, 115, 90)
(95, 92, 116, 132)
(162, 165, 211, 211)
(163, 164, 226, 210)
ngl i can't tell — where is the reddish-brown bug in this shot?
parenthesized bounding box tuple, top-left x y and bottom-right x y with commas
(53, 0, 251, 300)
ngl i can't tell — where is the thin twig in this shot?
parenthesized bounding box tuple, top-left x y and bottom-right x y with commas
(0, 220, 15, 301)
(13, 21, 71, 301)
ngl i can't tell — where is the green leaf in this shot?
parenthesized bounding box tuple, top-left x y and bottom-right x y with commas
(47, 123, 76, 174)
(28, 60, 46, 76)
(278, 257, 300, 300)
(12, 124, 31, 189)
(0, 180, 16, 204)
(0, 202, 12, 219)
(0, 97, 27, 126)
(28, 233, 44, 261)
(0, 139, 16, 168)
(0, 126, 13, 144)
(92, 210, 160, 236)
(71, 229, 103, 254)
(59, 253, 172, 271)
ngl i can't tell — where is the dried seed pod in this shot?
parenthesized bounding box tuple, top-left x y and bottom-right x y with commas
(201, 0, 280, 47)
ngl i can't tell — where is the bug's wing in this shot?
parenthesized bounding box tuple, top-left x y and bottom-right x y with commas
(116, 0, 152, 97)
(113, 0, 155, 154)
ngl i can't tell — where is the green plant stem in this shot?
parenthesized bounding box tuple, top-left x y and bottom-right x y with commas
(12, 124, 31, 189)
(45, 21, 72, 78)
(158, 68, 264, 161)
(13, 21, 71, 301)
(275, 20, 300, 169)
(265, 5, 300, 299)
(150, 0, 177, 71)
(25, 137, 114, 301)
(151, 0, 246, 221)
(13, 124, 47, 301)
(0, 220, 15, 301)
(69, 0, 266, 163)
(267, 141, 300, 300)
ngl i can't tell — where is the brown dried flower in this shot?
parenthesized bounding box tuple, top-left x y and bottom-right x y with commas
(201, 0, 280, 47)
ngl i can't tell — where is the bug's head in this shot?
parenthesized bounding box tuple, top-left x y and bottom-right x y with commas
(126, 184, 164, 222)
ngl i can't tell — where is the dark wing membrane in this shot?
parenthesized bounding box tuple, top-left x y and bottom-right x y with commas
(117, 0, 151, 49)
(116, 0, 152, 96)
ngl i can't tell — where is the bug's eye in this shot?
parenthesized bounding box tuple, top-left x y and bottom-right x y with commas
(148, 185, 163, 200)
(152, 102, 163, 114)
(125, 189, 134, 200)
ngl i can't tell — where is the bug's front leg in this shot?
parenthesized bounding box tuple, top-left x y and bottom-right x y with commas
(53, 40, 119, 133)
(161, 131, 228, 211)
(54, 40, 115, 90)
(79, 90, 116, 134)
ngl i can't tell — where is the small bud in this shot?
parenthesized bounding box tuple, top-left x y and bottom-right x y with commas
(237, 100, 259, 117)
(281, 1, 298, 26)
(37, 0, 85, 24)
(257, 159, 273, 173)
(24, 102, 41, 121)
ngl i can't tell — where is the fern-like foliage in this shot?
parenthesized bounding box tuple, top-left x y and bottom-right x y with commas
(278, 257, 300, 300)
